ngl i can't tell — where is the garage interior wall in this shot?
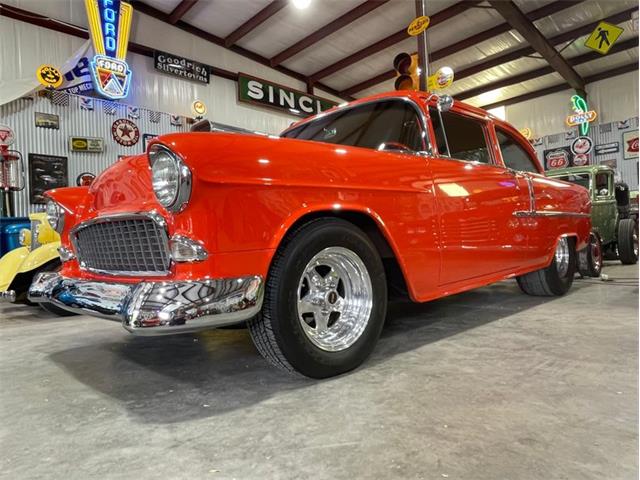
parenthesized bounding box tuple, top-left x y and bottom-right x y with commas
(504, 70, 639, 138)
(0, 5, 342, 135)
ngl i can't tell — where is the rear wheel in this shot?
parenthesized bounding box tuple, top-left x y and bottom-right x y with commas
(247, 218, 387, 378)
(617, 218, 638, 265)
(517, 236, 576, 296)
(578, 232, 602, 277)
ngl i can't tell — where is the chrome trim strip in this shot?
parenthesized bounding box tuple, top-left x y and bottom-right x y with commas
(169, 234, 208, 262)
(71, 211, 171, 277)
(513, 210, 590, 218)
(28, 272, 264, 336)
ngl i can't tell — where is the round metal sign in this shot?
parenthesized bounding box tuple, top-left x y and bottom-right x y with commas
(0, 124, 15, 146)
(36, 64, 63, 88)
(571, 136, 594, 155)
(111, 119, 140, 147)
(407, 16, 430, 36)
(192, 100, 207, 117)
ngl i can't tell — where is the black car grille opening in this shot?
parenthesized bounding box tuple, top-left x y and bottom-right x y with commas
(74, 217, 170, 274)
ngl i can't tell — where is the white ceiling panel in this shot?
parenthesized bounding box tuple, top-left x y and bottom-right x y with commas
(143, 0, 183, 15)
(181, 0, 272, 39)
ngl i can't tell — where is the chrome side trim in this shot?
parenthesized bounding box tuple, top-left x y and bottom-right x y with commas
(513, 210, 591, 218)
(169, 234, 208, 262)
(28, 272, 264, 336)
(71, 211, 171, 277)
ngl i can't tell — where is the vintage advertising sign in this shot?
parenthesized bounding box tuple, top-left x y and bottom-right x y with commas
(584, 21, 624, 55)
(519, 128, 532, 140)
(69, 136, 105, 152)
(85, 0, 134, 99)
(34, 112, 59, 129)
(29, 154, 68, 204)
(623, 130, 639, 160)
(154, 50, 210, 84)
(238, 73, 338, 117)
(543, 147, 572, 170)
(0, 125, 15, 146)
(572, 153, 589, 166)
(566, 94, 596, 136)
(427, 67, 454, 90)
(407, 16, 430, 36)
(571, 136, 593, 155)
(192, 100, 207, 117)
(36, 64, 63, 88)
(594, 142, 620, 156)
(111, 118, 139, 146)
(59, 57, 94, 95)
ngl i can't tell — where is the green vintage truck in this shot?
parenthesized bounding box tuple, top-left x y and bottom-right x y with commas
(547, 165, 638, 277)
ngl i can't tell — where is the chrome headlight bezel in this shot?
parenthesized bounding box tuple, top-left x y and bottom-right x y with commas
(18, 228, 30, 246)
(45, 199, 64, 233)
(148, 144, 192, 213)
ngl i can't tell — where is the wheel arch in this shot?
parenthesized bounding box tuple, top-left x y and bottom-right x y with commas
(270, 207, 413, 300)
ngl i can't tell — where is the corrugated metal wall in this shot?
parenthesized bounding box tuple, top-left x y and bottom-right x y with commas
(531, 116, 639, 189)
(1, 91, 188, 216)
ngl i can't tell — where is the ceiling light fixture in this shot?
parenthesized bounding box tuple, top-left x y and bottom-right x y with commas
(292, 0, 312, 9)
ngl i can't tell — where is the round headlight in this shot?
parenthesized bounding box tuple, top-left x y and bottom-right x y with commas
(19, 228, 31, 246)
(149, 145, 191, 212)
(46, 199, 64, 233)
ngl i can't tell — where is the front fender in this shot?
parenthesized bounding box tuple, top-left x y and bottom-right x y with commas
(0, 246, 29, 291)
(18, 242, 61, 273)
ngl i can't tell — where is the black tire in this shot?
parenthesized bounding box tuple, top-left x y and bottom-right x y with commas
(247, 218, 387, 378)
(617, 218, 638, 265)
(577, 232, 602, 277)
(517, 236, 576, 296)
(37, 260, 77, 316)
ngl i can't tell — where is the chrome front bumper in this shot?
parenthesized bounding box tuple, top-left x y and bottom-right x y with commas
(28, 272, 263, 336)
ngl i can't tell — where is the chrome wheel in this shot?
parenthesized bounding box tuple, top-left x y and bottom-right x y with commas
(634, 229, 639, 257)
(555, 237, 570, 277)
(590, 233, 602, 272)
(297, 246, 373, 352)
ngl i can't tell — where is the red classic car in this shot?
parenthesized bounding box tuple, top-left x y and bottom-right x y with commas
(29, 91, 591, 378)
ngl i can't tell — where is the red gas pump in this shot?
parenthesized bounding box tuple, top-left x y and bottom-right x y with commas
(0, 144, 26, 217)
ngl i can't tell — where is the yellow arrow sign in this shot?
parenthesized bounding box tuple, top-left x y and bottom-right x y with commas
(584, 21, 624, 54)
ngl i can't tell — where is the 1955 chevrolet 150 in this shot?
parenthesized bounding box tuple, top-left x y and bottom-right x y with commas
(29, 91, 591, 378)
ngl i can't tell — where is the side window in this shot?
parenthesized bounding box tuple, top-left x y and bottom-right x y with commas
(432, 110, 491, 163)
(428, 107, 448, 156)
(281, 100, 424, 152)
(495, 128, 540, 173)
(595, 172, 611, 196)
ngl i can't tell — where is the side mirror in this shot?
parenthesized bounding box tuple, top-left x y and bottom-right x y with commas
(437, 95, 454, 113)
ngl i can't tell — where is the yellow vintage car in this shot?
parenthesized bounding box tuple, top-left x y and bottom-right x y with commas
(0, 212, 73, 315)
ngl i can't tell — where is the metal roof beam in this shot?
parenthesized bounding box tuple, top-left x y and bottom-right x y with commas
(309, 0, 478, 82)
(270, 0, 391, 67)
(488, 0, 585, 94)
(224, 0, 287, 48)
(168, 0, 198, 24)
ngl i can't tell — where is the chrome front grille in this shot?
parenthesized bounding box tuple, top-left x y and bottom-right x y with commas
(73, 214, 171, 275)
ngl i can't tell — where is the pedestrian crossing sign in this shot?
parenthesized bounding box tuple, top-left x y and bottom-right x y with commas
(584, 21, 624, 54)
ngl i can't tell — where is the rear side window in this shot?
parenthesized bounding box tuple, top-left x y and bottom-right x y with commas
(495, 128, 539, 173)
(282, 100, 424, 152)
(429, 108, 491, 163)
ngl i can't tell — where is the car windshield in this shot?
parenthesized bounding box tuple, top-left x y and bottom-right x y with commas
(280, 99, 424, 152)
(554, 173, 590, 189)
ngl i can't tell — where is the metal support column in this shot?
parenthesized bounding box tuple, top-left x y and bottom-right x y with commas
(415, 0, 429, 91)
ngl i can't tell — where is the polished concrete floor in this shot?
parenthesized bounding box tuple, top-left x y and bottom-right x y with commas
(0, 263, 637, 480)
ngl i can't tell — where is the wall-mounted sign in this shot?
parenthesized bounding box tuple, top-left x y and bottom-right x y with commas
(407, 16, 430, 36)
(36, 64, 63, 89)
(0, 125, 15, 146)
(571, 136, 593, 155)
(69, 136, 105, 152)
(85, 0, 133, 99)
(584, 21, 624, 55)
(623, 130, 639, 160)
(572, 153, 589, 166)
(566, 94, 597, 136)
(544, 147, 572, 170)
(192, 100, 207, 117)
(238, 73, 337, 118)
(34, 112, 59, 129)
(111, 118, 139, 146)
(427, 67, 454, 90)
(28, 154, 68, 204)
(519, 128, 532, 140)
(59, 57, 94, 95)
(154, 50, 210, 84)
(594, 142, 620, 156)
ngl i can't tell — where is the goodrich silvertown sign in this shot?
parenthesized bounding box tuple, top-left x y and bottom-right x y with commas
(238, 73, 337, 118)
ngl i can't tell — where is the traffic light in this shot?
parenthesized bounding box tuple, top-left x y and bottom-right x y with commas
(393, 52, 420, 91)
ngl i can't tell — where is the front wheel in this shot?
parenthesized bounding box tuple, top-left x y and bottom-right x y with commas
(248, 218, 387, 378)
(617, 218, 638, 265)
(517, 236, 576, 296)
(578, 232, 602, 277)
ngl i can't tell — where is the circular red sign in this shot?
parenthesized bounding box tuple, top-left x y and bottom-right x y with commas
(112, 118, 140, 147)
(571, 136, 593, 155)
(573, 153, 589, 166)
(0, 124, 15, 146)
(546, 150, 569, 169)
